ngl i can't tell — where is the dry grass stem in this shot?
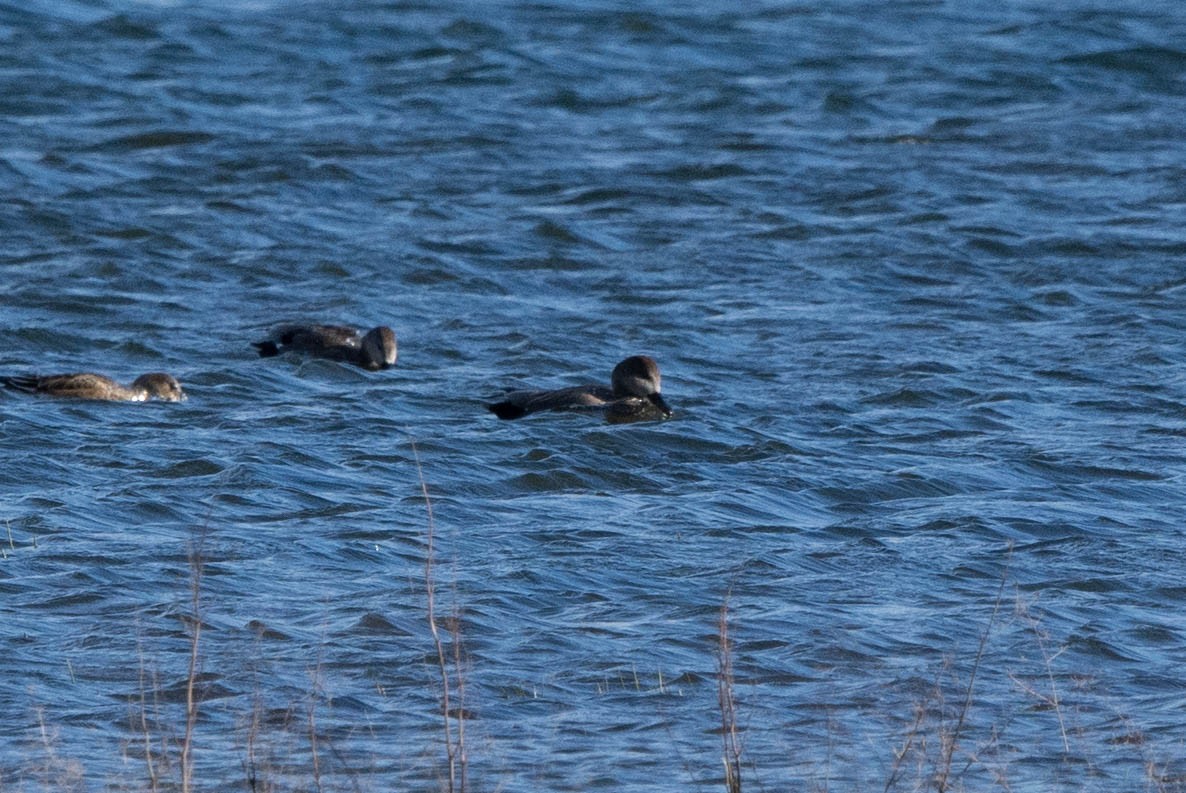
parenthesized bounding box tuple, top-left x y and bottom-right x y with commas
(36, 704, 55, 786)
(1013, 596, 1070, 753)
(451, 609, 469, 792)
(883, 695, 931, 793)
(243, 689, 265, 793)
(181, 534, 206, 793)
(934, 551, 1011, 793)
(413, 441, 467, 793)
(135, 634, 164, 793)
(308, 666, 324, 793)
(717, 595, 742, 793)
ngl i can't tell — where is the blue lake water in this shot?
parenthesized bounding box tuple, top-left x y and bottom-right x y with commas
(3, 0, 1186, 790)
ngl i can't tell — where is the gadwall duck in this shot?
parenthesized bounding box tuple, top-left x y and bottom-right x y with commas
(253, 324, 397, 371)
(2, 372, 187, 402)
(487, 355, 672, 423)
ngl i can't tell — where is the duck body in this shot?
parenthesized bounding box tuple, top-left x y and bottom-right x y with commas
(253, 324, 397, 370)
(488, 384, 616, 419)
(2, 372, 187, 402)
(488, 355, 671, 423)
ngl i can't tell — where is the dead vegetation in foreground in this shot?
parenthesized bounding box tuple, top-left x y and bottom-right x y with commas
(8, 520, 1185, 793)
(711, 559, 1186, 793)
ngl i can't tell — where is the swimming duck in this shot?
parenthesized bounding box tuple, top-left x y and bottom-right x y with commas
(253, 324, 397, 370)
(487, 355, 672, 423)
(1, 372, 187, 402)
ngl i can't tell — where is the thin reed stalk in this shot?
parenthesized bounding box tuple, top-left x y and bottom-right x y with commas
(413, 441, 467, 793)
(243, 688, 264, 793)
(451, 610, 469, 793)
(135, 633, 163, 793)
(308, 665, 324, 793)
(35, 705, 54, 788)
(181, 534, 206, 793)
(717, 595, 742, 793)
(934, 552, 1011, 793)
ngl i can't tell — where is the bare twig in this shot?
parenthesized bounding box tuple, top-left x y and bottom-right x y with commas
(883, 695, 930, 793)
(1014, 596, 1070, 753)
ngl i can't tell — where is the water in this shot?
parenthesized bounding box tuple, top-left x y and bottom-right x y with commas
(3, 0, 1186, 789)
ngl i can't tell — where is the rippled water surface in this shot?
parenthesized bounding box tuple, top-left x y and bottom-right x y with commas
(3, 1, 1186, 790)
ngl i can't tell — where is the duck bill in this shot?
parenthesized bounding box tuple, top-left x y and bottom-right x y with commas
(647, 392, 672, 418)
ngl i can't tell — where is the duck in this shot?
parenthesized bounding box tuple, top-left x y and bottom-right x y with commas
(487, 355, 671, 423)
(1, 372, 187, 402)
(252, 324, 397, 370)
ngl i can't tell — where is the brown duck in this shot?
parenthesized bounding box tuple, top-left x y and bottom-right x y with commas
(2, 372, 187, 402)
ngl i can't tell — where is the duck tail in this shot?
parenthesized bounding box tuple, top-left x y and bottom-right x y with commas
(252, 341, 281, 358)
(487, 401, 527, 420)
(2, 376, 39, 393)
